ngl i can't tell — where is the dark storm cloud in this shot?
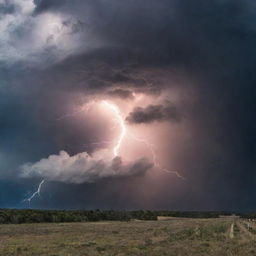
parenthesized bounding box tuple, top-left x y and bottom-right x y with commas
(107, 89, 135, 100)
(33, 0, 64, 12)
(0, 0, 256, 210)
(0, 1, 16, 14)
(126, 103, 181, 124)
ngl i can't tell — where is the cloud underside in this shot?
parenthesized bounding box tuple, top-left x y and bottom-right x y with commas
(21, 150, 152, 184)
(126, 104, 181, 124)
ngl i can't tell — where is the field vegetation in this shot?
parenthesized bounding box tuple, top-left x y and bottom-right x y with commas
(0, 216, 255, 255)
(0, 210, 255, 255)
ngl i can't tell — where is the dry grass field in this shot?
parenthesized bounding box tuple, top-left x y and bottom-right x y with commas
(0, 218, 255, 256)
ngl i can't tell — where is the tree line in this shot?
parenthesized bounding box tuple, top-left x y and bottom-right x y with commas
(240, 213, 256, 219)
(0, 209, 154, 224)
(0, 209, 235, 224)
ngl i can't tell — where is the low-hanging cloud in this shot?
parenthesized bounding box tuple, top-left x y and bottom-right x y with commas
(20, 150, 152, 184)
(126, 103, 181, 124)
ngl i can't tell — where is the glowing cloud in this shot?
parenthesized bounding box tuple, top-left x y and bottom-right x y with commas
(21, 150, 152, 184)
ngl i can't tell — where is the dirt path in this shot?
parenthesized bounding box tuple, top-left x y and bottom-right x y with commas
(236, 221, 255, 240)
(229, 223, 234, 239)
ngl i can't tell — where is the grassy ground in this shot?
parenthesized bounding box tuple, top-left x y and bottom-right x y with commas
(0, 218, 255, 256)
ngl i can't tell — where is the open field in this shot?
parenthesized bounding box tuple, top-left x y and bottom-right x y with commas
(0, 218, 255, 256)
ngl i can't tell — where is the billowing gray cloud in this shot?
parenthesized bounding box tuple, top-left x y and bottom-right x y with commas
(126, 103, 181, 124)
(21, 150, 152, 184)
(0, 0, 102, 66)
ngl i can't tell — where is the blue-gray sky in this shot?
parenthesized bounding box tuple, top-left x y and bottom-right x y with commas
(0, 0, 256, 210)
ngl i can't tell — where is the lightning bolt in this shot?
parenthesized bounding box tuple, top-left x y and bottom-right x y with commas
(101, 100, 184, 179)
(101, 101, 126, 157)
(128, 133, 185, 179)
(22, 180, 45, 207)
(25, 99, 183, 207)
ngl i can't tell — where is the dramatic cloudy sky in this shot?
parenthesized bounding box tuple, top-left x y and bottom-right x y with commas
(0, 0, 256, 210)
